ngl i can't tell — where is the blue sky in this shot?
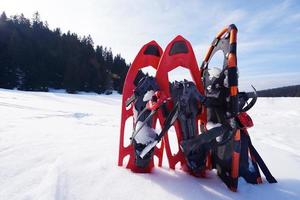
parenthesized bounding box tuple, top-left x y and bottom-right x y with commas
(1, 0, 300, 90)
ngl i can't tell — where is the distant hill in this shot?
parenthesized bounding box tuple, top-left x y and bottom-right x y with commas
(257, 85, 300, 97)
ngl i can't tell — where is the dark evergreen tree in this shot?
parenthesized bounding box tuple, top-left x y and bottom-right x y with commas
(0, 12, 129, 94)
(0, 12, 17, 88)
(112, 54, 129, 93)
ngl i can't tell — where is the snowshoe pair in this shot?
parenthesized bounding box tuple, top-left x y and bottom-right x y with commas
(118, 24, 276, 191)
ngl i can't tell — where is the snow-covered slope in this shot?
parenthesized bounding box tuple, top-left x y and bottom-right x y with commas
(0, 89, 299, 200)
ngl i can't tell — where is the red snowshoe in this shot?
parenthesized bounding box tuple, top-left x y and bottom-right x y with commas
(118, 41, 164, 173)
(155, 35, 206, 175)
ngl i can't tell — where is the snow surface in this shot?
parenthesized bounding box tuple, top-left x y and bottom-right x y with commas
(0, 89, 299, 200)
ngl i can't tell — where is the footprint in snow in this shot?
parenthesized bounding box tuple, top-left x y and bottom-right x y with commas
(73, 112, 90, 119)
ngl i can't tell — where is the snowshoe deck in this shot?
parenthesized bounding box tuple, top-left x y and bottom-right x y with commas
(155, 35, 205, 172)
(118, 41, 164, 173)
(201, 24, 276, 191)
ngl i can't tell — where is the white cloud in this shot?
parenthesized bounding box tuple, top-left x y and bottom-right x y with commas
(242, 0, 291, 33)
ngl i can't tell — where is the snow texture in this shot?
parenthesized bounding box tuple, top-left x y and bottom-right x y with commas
(0, 89, 299, 200)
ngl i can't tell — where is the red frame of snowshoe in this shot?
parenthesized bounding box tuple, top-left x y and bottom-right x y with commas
(155, 35, 205, 173)
(118, 41, 164, 173)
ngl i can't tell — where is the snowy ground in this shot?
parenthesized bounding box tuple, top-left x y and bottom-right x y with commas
(0, 89, 299, 200)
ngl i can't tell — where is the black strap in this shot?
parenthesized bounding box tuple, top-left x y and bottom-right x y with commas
(135, 106, 149, 122)
(131, 107, 160, 141)
(138, 102, 179, 158)
(247, 135, 277, 183)
(156, 102, 179, 142)
(239, 131, 261, 184)
(126, 94, 137, 107)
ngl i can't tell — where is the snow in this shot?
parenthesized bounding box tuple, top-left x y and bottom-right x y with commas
(0, 89, 299, 200)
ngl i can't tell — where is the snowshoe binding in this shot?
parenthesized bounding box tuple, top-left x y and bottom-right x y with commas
(118, 41, 164, 173)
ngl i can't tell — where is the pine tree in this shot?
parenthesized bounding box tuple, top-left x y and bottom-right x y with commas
(0, 12, 129, 94)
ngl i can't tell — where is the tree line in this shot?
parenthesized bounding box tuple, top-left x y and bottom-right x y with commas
(0, 12, 130, 94)
(257, 85, 300, 97)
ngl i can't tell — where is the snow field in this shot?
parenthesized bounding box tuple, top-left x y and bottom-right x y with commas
(0, 89, 299, 200)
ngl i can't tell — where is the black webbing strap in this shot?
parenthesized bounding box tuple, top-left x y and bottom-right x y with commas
(131, 106, 161, 141)
(139, 102, 179, 158)
(247, 135, 277, 183)
(171, 81, 202, 140)
(135, 106, 150, 123)
(126, 94, 137, 107)
(239, 131, 261, 184)
(156, 102, 179, 142)
(126, 75, 159, 107)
